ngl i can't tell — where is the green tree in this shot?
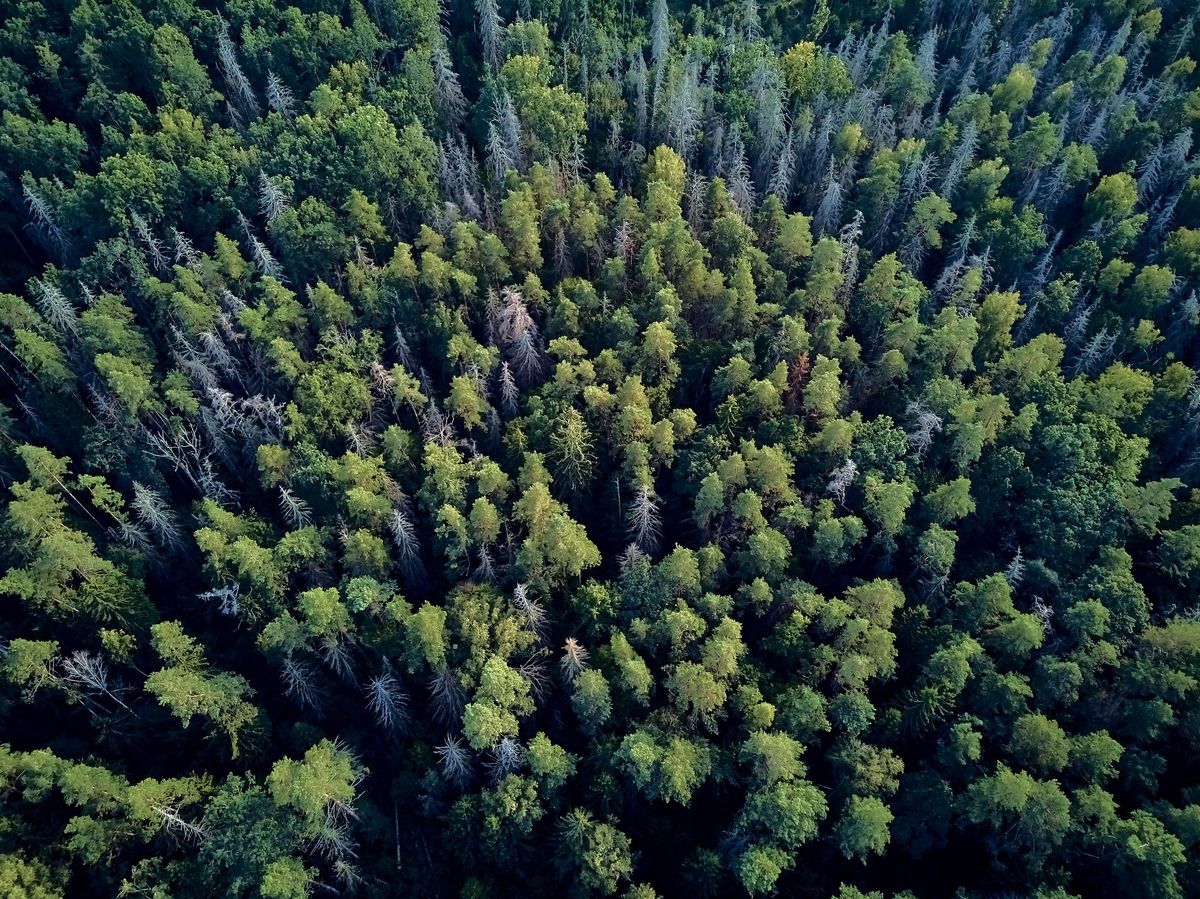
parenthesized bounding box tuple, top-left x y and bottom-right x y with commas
(145, 621, 259, 756)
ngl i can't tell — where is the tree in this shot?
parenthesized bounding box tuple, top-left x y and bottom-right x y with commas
(901, 193, 955, 270)
(551, 407, 595, 493)
(502, 185, 544, 273)
(1008, 714, 1071, 774)
(462, 657, 534, 749)
(992, 64, 1037, 113)
(735, 778, 828, 892)
(145, 621, 258, 756)
(617, 731, 712, 805)
(555, 809, 634, 895)
(0, 854, 63, 899)
(922, 478, 974, 524)
(804, 355, 844, 420)
(1085, 173, 1140, 227)
(268, 739, 363, 838)
(740, 731, 806, 788)
(572, 668, 613, 734)
(835, 796, 894, 861)
(964, 766, 1071, 866)
(772, 212, 814, 269)
(500, 55, 586, 159)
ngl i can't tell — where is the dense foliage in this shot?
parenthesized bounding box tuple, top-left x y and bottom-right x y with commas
(2, 0, 1200, 896)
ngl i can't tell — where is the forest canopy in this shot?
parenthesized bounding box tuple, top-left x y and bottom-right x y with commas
(2, 0, 1200, 896)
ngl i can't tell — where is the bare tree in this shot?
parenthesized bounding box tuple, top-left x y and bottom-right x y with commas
(320, 637, 355, 685)
(560, 637, 590, 681)
(940, 120, 978, 201)
(494, 87, 523, 172)
(171, 228, 199, 268)
(432, 44, 467, 125)
(486, 736, 525, 781)
(365, 666, 409, 735)
(237, 211, 284, 280)
(258, 171, 291, 223)
(1072, 327, 1116, 377)
(838, 211, 865, 306)
(216, 19, 261, 121)
(497, 361, 520, 416)
(813, 167, 844, 236)
(278, 485, 312, 529)
(389, 506, 425, 584)
(650, 0, 670, 67)
(129, 211, 168, 273)
(493, 287, 544, 383)
(752, 59, 785, 186)
(265, 71, 295, 117)
(626, 485, 661, 553)
(30, 278, 78, 336)
(1031, 596, 1054, 634)
(519, 651, 552, 701)
(826, 459, 858, 505)
(152, 804, 209, 844)
(428, 666, 465, 726)
(723, 126, 756, 218)
(512, 583, 548, 639)
(436, 735, 472, 786)
(132, 482, 184, 550)
(905, 401, 943, 458)
(1005, 547, 1025, 587)
(630, 51, 650, 146)
(22, 180, 70, 260)
(768, 125, 797, 201)
(741, 0, 762, 42)
(199, 583, 241, 617)
(486, 122, 517, 183)
(281, 655, 322, 711)
(476, 0, 504, 71)
(57, 651, 132, 712)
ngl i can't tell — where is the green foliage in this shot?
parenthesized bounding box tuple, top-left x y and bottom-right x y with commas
(2, 2, 1199, 897)
(145, 622, 258, 756)
(835, 796, 894, 861)
(462, 657, 534, 749)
